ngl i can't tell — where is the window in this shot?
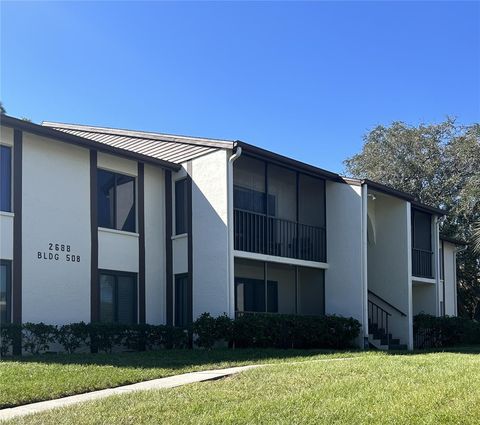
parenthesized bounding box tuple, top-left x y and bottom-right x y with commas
(175, 179, 188, 235)
(174, 274, 189, 327)
(0, 146, 12, 212)
(99, 271, 137, 324)
(0, 260, 12, 324)
(235, 278, 278, 313)
(98, 169, 135, 232)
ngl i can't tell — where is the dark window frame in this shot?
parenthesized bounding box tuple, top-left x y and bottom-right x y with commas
(411, 209, 432, 251)
(0, 145, 12, 213)
(0, 259, 12, 324)
(235, 277, 279, 314)
(174, 273, 189, 327)
(97, 168, 136, 232)
(99, 269, 138, 325)
(175, 178, 188, 235)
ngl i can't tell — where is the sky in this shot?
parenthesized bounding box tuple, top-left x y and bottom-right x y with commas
(1, 1, 479, 174)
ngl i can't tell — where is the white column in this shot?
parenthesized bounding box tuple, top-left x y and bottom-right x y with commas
(361, 184, 369, 347)
(406, 202, 414, 350)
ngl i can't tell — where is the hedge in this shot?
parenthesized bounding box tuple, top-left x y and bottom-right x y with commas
(0, 322, 189, 356)
(0, 313, 361, 356)
(193, 313, 361, 349)
(413, 314, 480, 349)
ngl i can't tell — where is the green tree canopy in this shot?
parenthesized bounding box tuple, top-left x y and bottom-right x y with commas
(344, 119, 480, 318)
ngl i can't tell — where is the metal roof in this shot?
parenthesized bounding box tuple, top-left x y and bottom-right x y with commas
(42, 122, 235, 164)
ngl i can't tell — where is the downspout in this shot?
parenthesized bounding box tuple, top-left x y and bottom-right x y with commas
(361, 183, 369, 348)
(227, 146, 242, 318)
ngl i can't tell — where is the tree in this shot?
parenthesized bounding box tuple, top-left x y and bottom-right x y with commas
(0, 101, 5, 114)
(344, 119, 480, 319)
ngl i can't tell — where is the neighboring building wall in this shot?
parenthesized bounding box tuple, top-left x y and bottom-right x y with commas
(443, 241, 458, 316)
(144, 164, 166, 324)
(325, 181, 364, 334)
(22, 132, 91, 324)
(367, 193, 410, 345)
(191, 150, 230, 318)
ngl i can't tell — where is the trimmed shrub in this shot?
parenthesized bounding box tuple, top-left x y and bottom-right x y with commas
(193, 313, 361, 349)
(0, 323, 22, 357)
(88, 323, 127, 353)
(193, 313, 233, 349)
(414, 314, 480, 348)
(57, 322, 90, 354)
(22, 322, 57, 355)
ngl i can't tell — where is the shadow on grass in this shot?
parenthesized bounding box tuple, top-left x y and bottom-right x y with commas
(0, 348, 359, 369)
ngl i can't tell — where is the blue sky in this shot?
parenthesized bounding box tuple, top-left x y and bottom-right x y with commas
(1, 1, 479, 173)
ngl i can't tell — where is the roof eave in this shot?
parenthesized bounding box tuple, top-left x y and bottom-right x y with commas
(1, 115, 181, 171)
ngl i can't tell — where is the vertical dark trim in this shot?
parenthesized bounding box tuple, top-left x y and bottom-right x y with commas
(138, 162, 146, 324)
(12, 130, 22, 355)
(90, 150, 99, 323)
(264, 161, 269, 253)
(294, 265, 298, 315)
(187, 162, 193, 326)
(165, 170, 173, 326)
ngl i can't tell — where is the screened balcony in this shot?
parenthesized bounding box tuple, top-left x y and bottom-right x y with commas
(411, 209, 433, 278)
(233, 156, 326, 263)
(234, 258, 325, 317)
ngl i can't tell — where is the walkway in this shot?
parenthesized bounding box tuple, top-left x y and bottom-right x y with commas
(0, 365, 259, 421)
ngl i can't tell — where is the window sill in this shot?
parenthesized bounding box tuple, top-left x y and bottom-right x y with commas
(0, 211, 14, 218)
(171, 233, 188, 241)
(98, 227, 139, 238)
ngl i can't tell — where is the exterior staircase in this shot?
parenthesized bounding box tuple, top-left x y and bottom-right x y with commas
(368, 322, 408, 351)
(368, 291, 408, 351)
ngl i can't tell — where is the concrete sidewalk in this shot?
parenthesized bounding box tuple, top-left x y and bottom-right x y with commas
(0, 365, 259, 421)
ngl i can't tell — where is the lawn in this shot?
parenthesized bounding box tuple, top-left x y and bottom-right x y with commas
(0, 348, 358, 408)
(4, 349, 480, 425)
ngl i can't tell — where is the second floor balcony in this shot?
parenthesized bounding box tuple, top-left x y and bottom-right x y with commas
(233, 154, 326, 263)
(411, 209, 434, 279)
(234, 208, 326, 262)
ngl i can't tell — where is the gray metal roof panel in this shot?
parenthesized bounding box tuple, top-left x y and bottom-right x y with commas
(49, 127, 222, 164)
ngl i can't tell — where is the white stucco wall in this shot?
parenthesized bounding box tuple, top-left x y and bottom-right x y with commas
(191, 150, 229, 318)
(367, 192, 410, 345)
(443, 241, 458, 316)
(22, 132, 91, 324)
(325, 182, 364, 331)
(98, 228, 139, 272)
(144, 164, 166, 324)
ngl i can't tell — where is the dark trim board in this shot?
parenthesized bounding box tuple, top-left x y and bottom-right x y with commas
(165, 170, 173, 326)
(138, 162, 146, 323)
(12, 130, 22, 354)
(90, 150, 99, 323)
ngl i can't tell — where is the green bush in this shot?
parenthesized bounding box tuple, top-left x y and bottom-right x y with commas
(22, 323, 57, 355)
(88, 323, 127, 353)
(0, 323, 22, 357)
(192, 313, 361, 350)
(57, 322, 90, 353)
(414, 314, 480, 348)
(193, 313, 233, 349)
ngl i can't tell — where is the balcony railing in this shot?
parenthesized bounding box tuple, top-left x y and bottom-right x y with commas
(412, 248, 433, 278)
(234, 208, 326, 262)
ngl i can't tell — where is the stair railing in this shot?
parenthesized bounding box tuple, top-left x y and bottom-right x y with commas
(368, 299, 391, 347)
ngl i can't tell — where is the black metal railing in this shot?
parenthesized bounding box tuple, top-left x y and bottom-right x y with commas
(412, 248, 433, 278)
(234, 209, 326, 262)
(368, 300, 391, 346)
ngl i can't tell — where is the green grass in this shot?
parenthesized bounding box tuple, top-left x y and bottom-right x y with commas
(0, 348, 358, 408)
(7, 349, 480, 425)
